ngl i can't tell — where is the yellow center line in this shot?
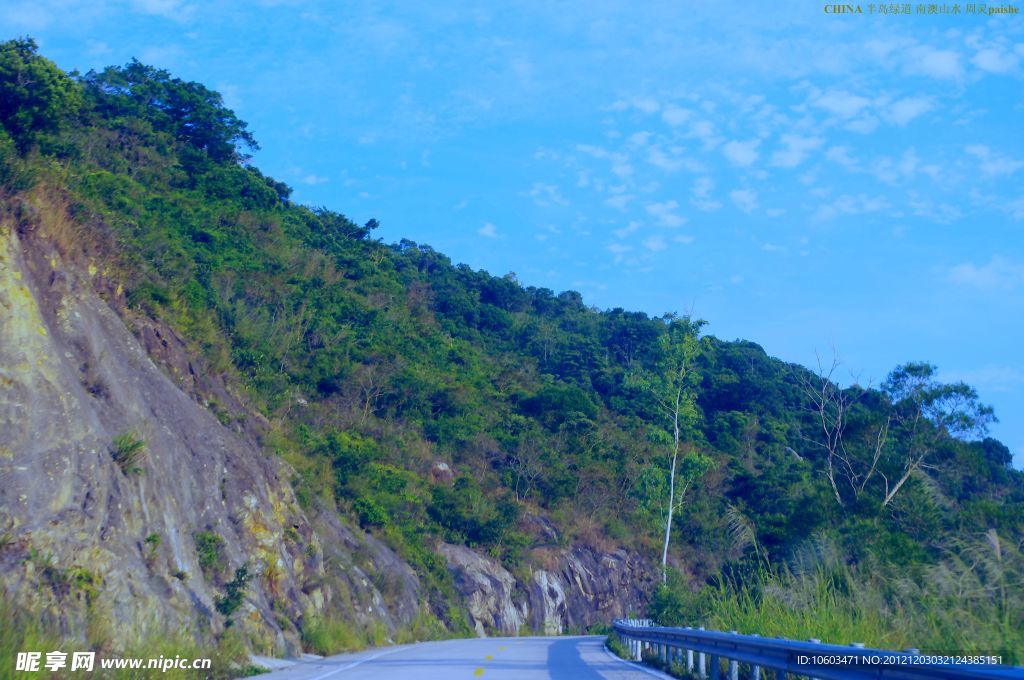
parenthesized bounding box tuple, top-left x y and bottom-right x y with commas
(473, 667, 484, 676)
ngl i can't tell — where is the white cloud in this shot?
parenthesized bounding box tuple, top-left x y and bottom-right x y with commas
(771, 134, 823, 168)
(730, 189, 758, 213)
(826, 146, 859, 171)
(687, 120, 721, 148)
(941, 365, 1024, 393)
(949, 256, 1024, 290)
(813, 194, 890, 221)
(86, 40, 113, 56)
(577, 143, 611, 159)
(691, 177, 721, 212)
(646, 146, 685, 172)
(884, 97, 932, 126)
(0, 4, 55, 29)
(645, 200, 686, 227)
(872, 149, 923, 184)
(607, 243, 633, 254)
(662, 105, 692, 126)
(613, 221, 641, 239)
(1008, 198, 1024, 220)
(478, 222, 500, 238)
(642, 235, 668, 252)
(301, 174, 329, 185)
(612, 97, 660, 114)
(605, 194, 634, 210)
(965, 145, 1023, 177)
(905, 46, 963, 80)
(634, 97, 660, 114)
(909, 195, 961, 224)
(611, 160, 634, 179)
(131, 0, 196, 20)
(673, 235, 694, 245)
(627, 131, 652, 147)
(845, 116, 879, 135)
(722, 139, 760, 167)
(972, 47, 1020, 74)
(137, 43, 188, 66)
(528, 183, 569, 207)
(814, 90, 871, 118)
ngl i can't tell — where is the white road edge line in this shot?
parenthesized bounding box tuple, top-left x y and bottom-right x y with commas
(601, 640, 676, 680)
(307, 646, 406, 680)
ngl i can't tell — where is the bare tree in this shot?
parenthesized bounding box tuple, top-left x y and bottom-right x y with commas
(800, 356, 993, 510)
(799, 352, 889, 507)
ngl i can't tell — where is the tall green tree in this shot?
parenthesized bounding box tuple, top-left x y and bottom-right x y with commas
(0, 37, 82, 150)
(81, 58, 257, 163)
(630, 314, 712, 582)
(880, 361, 996, 507)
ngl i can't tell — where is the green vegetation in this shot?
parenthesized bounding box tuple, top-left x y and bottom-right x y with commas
(215, 565, 251, 626)
(110, 431, 147, 474)
(0, 591, 62, 672)
(194, 531, 226, 578)
(1, 36, 1021, 653)
(0, 589, 253, 679)
(299, 613, 388, 655)
(144, 532, 162, 566)
(650, 530, 1024, 663)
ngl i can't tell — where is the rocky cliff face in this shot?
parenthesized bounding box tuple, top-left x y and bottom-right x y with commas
(441, 542, 656, 637)
(0, 195, 654, 653)
(0, 207, 419, 654)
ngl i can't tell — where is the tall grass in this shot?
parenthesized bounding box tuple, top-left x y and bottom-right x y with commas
(0, 591, 256, 679)
(0, 593, 63, 675)
(658, 531, 1023, 664)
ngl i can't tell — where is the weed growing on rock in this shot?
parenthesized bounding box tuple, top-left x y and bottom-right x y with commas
(111, 431, 146, 474)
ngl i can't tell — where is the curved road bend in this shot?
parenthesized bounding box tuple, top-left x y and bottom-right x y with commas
(258, 635, 672, 680)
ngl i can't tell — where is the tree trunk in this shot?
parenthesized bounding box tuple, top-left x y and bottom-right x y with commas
(661, 387, 682, 583)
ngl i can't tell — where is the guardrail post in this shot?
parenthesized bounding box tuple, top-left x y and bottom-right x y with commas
(808, 639, 822, 680)
(749, 633, 761, 680)
(727, 632, 739, 680)
(687, 648, 694, 672)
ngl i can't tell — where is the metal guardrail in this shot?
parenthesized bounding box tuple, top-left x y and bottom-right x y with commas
(612, 619, 1024, 680)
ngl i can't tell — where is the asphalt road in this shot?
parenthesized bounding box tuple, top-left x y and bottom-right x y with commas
(257, 635, 671, 680)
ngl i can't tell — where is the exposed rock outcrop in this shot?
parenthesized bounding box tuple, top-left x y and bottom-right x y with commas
(439, 544, 527, 636)
(441, 541, 655, 636)
(0, 220, 418, 653)
(0, 196, 656, 653)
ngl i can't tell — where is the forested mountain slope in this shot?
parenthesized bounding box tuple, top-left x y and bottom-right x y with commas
(1, 39, 1021, 668)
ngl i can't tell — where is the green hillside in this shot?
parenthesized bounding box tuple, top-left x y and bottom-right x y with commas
(2, 38, 1022, 663)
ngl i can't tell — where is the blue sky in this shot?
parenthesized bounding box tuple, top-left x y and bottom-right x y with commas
(4, 1, 1022, 466)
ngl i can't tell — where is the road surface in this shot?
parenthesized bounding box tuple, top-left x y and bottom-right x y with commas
(257, 635, 672, 680)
